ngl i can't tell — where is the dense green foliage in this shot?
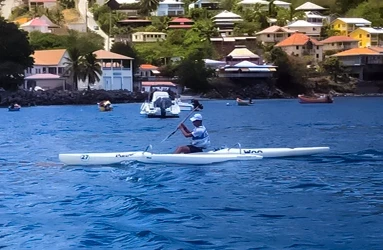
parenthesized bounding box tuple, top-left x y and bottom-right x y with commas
(0, 17, 34, 91)
(29, 30, 104, 54)
(321, 57, 345, 83)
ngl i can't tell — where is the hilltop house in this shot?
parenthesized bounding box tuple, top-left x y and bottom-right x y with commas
(285, 20, 322, 37)
(349, 27, 383, 48)
(168, 17, 194, 29)
(29, 0, 57, 10)
(331, 47, 383, 80)
(330, 18, 371, 36)
(105, 0, 141, 16)
(295, 1, 326, 12)
(212, 10, 243, 37)
(132, 32, 167, 42)
(188, 0, 219, 10)
(138, 64, 161, 80)
(238, 0, 291, 11)
(321, 36, 359, 54)
(20, 16, 60, 33)
(276, 32, 323, 61)
(256, 25, 296, 45)
(152, 0, 185, 17)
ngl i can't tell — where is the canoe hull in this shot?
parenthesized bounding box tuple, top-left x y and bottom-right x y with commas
(213, 147, 330, 158)
(59, 147, 329, 166)
(59, 151, 262, 166)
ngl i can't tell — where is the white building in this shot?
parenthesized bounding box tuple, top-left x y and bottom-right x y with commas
(286, 20, 322, 37)
(238, 0, 290, 10)
(212, 10, 243, 37)
(78, 50, 134, 91)
(20, 17, 50, 33)
(132, 32, 167, 42)
(153, 0, 184, 17)
(295, 1, 326, 12)
(29, 0, 57, 10)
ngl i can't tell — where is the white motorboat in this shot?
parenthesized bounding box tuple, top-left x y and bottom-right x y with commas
(140, 91, 181, 118)
(58, 145, 329, 166)
(174, 98, 194, 111)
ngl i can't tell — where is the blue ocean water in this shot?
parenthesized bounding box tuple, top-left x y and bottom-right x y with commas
(0, 97, 382, 249)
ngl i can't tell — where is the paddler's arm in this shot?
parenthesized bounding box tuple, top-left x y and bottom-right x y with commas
(178, 124, 192, 137)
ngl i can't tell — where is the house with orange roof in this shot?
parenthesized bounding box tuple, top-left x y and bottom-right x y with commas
(138, 64, 160, 79)
(168, 17, 194, 29)
(331, 47, 383, 80)
(24, 49, 70, 90)
(321, 36, 359, 54)
(276, 32, 323, 61)
(29, 0, 57, 10)
(77, 50, 134, 91)
(255, 25, 296, 45)
(25, 49, 135, 91)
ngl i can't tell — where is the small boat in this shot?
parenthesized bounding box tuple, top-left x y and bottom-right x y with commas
(98, 100, 113, 112)
(58, 145, 329, 166)
(298, 94, 333, 104)
(236, 98, 253, 106)
(8, 104, 21, 111)
(174, 98, 194, 111)
(140, 91, 181, 118)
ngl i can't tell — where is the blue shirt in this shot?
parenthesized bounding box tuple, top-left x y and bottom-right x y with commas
(191, 125, 210, 148)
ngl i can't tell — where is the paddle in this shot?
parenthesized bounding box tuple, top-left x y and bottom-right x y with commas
(161, 107, 198, 143)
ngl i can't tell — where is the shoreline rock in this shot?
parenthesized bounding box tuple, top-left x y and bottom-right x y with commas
(0, 89, 148, 107)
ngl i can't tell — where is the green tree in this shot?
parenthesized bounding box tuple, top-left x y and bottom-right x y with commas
(275, 6, 305, 26)
(111, 42, 141, 73)
(29, 31, 66, 50)
(176, 53, 214, 92)
(219, 0, 238, 12)
(0, 17, 34, 91)
(79, 53, 102, 88)
(192, 19, 218, 42)
(139, 0, 159, 16)
(64, 47, 82, 90)
(321, 57, 344, 82)
(345, 1, 383, 26)
(269, 47, 309, 95)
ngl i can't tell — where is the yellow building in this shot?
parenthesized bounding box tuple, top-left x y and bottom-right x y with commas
(349, 27, 383, 48)
(330, 18, 371, 36)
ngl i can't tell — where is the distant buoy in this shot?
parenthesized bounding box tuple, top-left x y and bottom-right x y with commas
(226, 103, 230, 106)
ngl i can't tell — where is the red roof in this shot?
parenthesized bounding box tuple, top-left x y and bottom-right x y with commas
(321, 36, 358, 43)
(332, 48, 380, 56)
(276, 33, 322, 47)
(170, 17, 194, 23)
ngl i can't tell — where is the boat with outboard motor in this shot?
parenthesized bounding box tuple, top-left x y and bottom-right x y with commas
(140, 91, 181, 118)
(58, 144, 329, 166)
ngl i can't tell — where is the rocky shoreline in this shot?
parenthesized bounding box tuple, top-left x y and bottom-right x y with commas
(0, 83, 382, 108)
(0, 89, 148, 107)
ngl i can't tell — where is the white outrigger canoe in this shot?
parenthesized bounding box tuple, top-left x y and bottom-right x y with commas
(58, 145, 329, 166)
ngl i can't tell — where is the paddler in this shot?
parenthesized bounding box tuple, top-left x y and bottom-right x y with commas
(174, 113, 211, 154)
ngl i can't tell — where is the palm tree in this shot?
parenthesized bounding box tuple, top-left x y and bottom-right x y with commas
(79, 53, 102, 89)
(64, 47, 82, 90)
(139, 0, 160, 16)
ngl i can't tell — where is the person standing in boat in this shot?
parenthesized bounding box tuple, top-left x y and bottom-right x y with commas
(174, 113, 210, 154)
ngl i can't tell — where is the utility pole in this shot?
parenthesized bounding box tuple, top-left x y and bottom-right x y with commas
(108, 10, 112, 51)
(85, 0, 88, 32)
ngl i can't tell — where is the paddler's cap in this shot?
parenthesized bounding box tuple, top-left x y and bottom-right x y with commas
(190, 114, 203, 122)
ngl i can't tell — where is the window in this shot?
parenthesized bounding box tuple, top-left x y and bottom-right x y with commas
(313, 28, 316, 31)
(296, 46, 299, 50)
(317, 46, 319, 49)
(367, 34, 370, 38)
(316, 54, 319, 58)
(58, 67, 64, 74)
(267, 34, 270, 37)
(332, 43, 334, 46)
(338, 24, 340, 28)
(331, 25, 334, 28)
